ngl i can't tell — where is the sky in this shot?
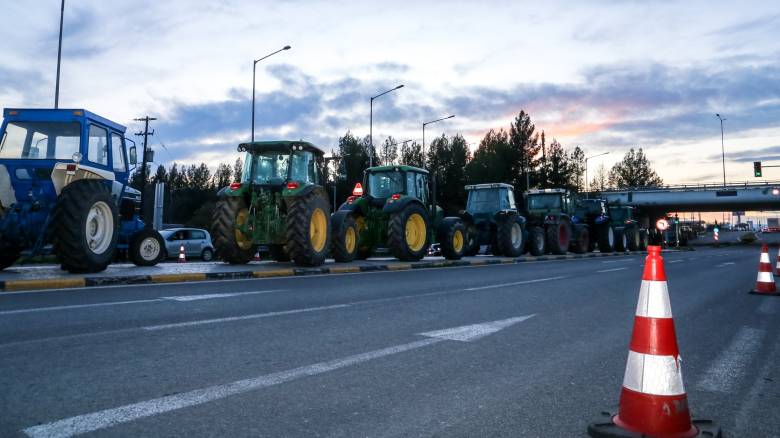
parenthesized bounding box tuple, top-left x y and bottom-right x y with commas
(1, 0, 780, 191)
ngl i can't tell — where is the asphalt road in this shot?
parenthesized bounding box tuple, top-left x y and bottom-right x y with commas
(1, 246, 778, 437)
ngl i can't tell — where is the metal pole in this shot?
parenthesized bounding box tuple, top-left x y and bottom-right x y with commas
(585, 158, 588, 192)
(369, 97, 373, 167)
(54, 0, 65, 109)
(251, 61, 256, 142)
(718, 115, 726, 186)
(422, 123, 425, 166)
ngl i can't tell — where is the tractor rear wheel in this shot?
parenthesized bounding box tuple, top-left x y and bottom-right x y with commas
(439, 218, 466, 260)
(53, 180, 119, 273)
(332, 214, 358, 262)
(388, 203, 429, 261)
(528, 226, 545, 256)
(497, 214, 524, 257)
(615, 228, 628, 252)
(285, 192, 331, 266)
(597, 223, 615, 253)
(130, 228, 165, 266)
(545, 221, 570, 255)
(464, 223, 480, 256)
(625, 227, 640, 251)
(212, 196, 254, 264)
(570, 225, 589, 254)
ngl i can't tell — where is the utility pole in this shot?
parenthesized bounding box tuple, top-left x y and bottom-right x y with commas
(54, 0, 65, 108)
(716, 114, 727, 186)
(135, 116, 156, 226)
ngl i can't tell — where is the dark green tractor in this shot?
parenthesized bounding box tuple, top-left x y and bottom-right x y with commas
(211, 141, 331, 267)
(573, 198, 618, 253)
(331, 165, 466, 262)
(524, 188, 589, 255)
(459, 183, 527, 257)
(608, 205, 648, 251)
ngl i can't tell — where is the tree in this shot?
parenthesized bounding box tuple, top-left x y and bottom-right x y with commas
(213, 163, 233, 189)
(232, 157, 243, 182)
(379, 136, 399, 166)
(153, 164, 168, 184)
(333, 131, 372, 207)
(508, 110, 541, 193)
(569, 146, 585, 192)
(590, 163, 610, 192)
(608, 148, 663, 188)
(466, 128, 512, 186)
(400, 141, 424, 168)
(539, 139, 574, 190)
(426, 134, 471, 214)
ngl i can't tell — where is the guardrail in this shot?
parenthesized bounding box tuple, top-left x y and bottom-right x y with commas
(595, 180, 780, 193)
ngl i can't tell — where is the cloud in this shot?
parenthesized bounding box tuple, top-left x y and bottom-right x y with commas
(708, 145, 780, 163)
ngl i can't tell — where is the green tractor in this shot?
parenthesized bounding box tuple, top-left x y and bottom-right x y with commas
(524, 188, 589, 255)
(211, 141, 331, 266)
(459, 183, 527, 257)
(573, 198, 618, 253)
(331, 164, 466, 262)
(607, 205, 649, 251)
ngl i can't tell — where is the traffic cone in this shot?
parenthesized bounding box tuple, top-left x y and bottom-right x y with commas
(254, 250, 261, 262)
(775, 247, 780, 276)
(588, 245, 721, 438)
(749, 244, 778, 295)
(178, 244, 186, 263)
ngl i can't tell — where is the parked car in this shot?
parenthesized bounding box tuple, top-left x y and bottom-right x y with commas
(159, 228, 215, 261)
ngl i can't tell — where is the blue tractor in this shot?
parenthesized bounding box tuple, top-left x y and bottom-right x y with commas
(0, 108, 166, 272)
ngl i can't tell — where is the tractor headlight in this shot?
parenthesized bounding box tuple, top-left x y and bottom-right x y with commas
(72, 152, 82, 163)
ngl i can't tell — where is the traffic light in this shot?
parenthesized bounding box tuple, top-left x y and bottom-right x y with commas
(754, 161, 762, 177)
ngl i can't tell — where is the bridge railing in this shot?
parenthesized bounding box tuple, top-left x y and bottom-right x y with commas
(597, 180, 780, 193)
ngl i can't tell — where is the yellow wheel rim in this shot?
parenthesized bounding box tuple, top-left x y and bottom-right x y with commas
(310, 208, 327, 252)
(345, 226, 356, 253)
(453, 229, 464, 253)
(355, 216, 366, 232)
(234, 208, 253, 250)
(405, 213, 427, 252)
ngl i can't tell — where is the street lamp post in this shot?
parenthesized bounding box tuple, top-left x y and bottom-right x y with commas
(716, 113, 727, 186)
(369, 85, 404, 167)
(422, 115, 455, 166)
(252, 45, 291, 142)
(54, 0, 65, 109)
(585, 151, 609, 192)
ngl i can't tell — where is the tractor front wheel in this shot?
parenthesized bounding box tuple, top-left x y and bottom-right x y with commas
(597, 223, 615, 253)
(130, 228, 165, 266)
(463, 223, 480, 256)
(615, 228, 628, 252)
(545, 221, 570, 255)
(212, 196, 254, 264)
(528, 226, 545, 256)
(53, 180, 119, 273)
(497, 214, 524, 257)
(388, 203, 429, 261)
(439, 218, 466, 260)
(625, 227, 640, 251)
(332, 214, 359, 262)
(286, 192, 331, 266)
(570, 225, 589, 254)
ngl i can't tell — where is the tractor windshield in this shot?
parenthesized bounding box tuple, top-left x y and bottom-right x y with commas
(467, 190, 499, 213)
(0, 121, 81, 160)
(368, 171, 404, 198)
(609, 207, 627, 222)
(244, 150, 317, 185)
(527, 194, 562, 210)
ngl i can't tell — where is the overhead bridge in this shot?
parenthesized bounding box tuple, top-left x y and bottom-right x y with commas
(596, 181, 780, 213)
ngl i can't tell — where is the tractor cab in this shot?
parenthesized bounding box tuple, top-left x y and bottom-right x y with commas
(357, 165, 429, 208)
(465, 183, 516, 221)
(237, 141, 324, 189)
(574, 198, 609, 225)
(525, 188, 572, 217)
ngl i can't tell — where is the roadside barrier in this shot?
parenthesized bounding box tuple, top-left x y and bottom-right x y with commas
(178, 244, 187, 263)
(749, 244, 777, 295)
(588, 245, 721, 438)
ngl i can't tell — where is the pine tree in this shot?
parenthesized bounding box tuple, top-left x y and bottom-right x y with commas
(508, 110, 541, 193)
(608, 148, 663, 188)
(400, 141, 424, 167)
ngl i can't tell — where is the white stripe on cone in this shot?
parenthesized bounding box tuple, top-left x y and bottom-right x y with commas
(760, 251, 770, 263)
(757, 271, 774, 283)
(635, 280, 673, 318)
(622, 351, 686, 396)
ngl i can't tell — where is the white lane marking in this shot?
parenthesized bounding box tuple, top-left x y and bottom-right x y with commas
(601, 259, 634, 264)
(597, 267, 628, 273)
(668, 260, 684, 263)
(715, 262, 735, 267)
(420, 315, 535, 342)
(757, 299, 778, 315)
(142, 304, 351, 331)
(22, 316, 534, 438)
(697, 326, 765, 393)
(160, 290, 285, 302)
(463, 276, 566, 291)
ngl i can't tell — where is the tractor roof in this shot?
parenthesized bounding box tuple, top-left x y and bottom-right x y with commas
(366, 164, 429, 175)
(525, 188, 568, 195)
(3, 108, 127, 133)
(465, 183, 514, 191)
(237, 140, 326, 155)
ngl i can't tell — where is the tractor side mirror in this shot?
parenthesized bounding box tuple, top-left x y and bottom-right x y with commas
(128, 146, 137, 165)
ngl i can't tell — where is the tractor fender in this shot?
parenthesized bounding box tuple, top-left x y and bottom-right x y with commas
(50, 162, 115, 196)
(436, 216, 464, 236)
(382, 197, 424, 215)
(494, 210, 525, 226)
(458, 211, 475, 226)
(0, 164, 17, 209)
(330, 209, 354, 231)
(216, 184, 247, 198)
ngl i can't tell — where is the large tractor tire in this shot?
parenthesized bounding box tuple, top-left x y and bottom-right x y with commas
(497, 213, 524, 257)
(527, 226, 545, 256)
(285, 192, 331, 267)
(614, 227, 628, 252)
(212, 196, 255, 264)
(332, 213, 358, 262)
(545, 221, 570, 255)
(388, 202, 429, 261)
(269, 244, 290, 262)
(639, 229, 649, 250)
(52, 180, 119, 273)
(570, 225, 590, 254)
(130, 228, 165, 266)
(597, 223, 615, 253)
(625, 226, 640, 251)
(463, 223, 480, 256)
(439, 218, 466, 260)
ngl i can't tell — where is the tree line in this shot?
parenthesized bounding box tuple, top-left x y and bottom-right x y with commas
(130, 108, 662, 226)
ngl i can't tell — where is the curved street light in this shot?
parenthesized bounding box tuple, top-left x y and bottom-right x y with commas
(252, 45, 291, 142)
(422, 115, 455, 165)
(369, 85, 404, 167)
(585, 151, 609, 192)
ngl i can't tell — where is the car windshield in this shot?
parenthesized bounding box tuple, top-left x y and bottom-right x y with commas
(527, 194, 562, 210)
(467, 189, 499, 213)
(0, 121, 81, 160)
(368, 171, 404, 198)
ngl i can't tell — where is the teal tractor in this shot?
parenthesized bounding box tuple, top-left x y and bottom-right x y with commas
(331, 164, 466, 262)
(459, 183, 527, 256)
(524, 188, 590, 255)
(0, 108, 166, 272)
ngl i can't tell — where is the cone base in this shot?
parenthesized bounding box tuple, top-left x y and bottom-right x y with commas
(588, 411, 721, 438)
(748, 290, 780, 296)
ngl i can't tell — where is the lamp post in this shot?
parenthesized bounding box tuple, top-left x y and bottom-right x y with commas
(716, 113, 727, 186)
(54, 0, 65, 108)
(369, 85, 404, 167)
(422, 115, 455, 166)
(252, 45, 291, 142)
(585, 151, 609, 192)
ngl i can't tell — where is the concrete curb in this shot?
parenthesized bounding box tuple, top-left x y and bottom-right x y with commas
(0, 250, 661, 292)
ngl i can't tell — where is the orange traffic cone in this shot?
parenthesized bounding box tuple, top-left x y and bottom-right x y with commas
(775, 247, 780, 276)
(588, 245, 721, 438)
(254, 250, 261, 262)
(749, 244, 777, 295)
(178, 244, 186, 263)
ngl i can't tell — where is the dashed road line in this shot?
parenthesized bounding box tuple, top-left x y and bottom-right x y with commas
(596, 267, 628, 273)
(697, 326, 765, 393)
(463, 276, 566, 291)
